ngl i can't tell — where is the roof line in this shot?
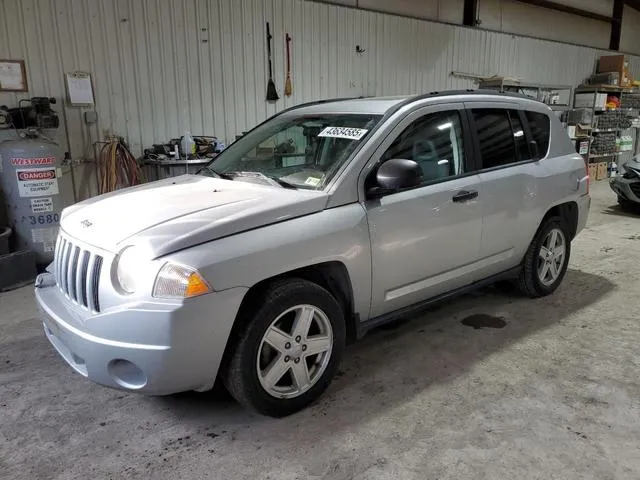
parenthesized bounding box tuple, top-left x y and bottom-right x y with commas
(282, 89, 542, 115)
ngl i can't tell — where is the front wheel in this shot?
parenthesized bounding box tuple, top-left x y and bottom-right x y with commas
(517, 217, 571, 298)
(222, 279, 345, 417)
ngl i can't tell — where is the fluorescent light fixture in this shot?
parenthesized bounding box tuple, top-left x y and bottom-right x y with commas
(514, 130, 524, 137)
(437, 122, 453, 131)
(438, 159, 449, 165)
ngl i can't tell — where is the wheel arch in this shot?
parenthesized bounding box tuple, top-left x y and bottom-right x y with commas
(540, 201, 579, 240)
(220, 261, 358, 372)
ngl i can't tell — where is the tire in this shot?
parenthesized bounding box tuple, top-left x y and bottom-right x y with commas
(222, 278, 345, 417)
(517, 216, 571, 298)
(618, 196, 637, 212)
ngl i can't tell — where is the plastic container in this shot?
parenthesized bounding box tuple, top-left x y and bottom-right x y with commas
(0, 226, 12, 256)
(181, 132, 196, 157)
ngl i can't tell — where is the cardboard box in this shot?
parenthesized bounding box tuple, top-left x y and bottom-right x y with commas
(575, 92, 608, 109)
(598, 55, 625, 73)
(597, 55, 631, 87)
(588, 163, 598, 180)
(596, 162, 608, 180)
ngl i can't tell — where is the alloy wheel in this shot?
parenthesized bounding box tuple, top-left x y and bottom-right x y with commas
(537, 227, 566, 286)
(256, 304, 333, 399)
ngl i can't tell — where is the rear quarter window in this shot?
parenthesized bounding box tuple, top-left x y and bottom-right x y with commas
(525, 111, 551, 157)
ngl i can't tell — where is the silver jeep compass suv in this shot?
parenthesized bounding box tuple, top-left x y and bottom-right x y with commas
(35, 91, 591, 417)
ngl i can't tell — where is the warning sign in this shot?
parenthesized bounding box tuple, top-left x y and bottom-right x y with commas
(16, 168, 59, 197)
(10, 156, 56, 166)
(31, 226, 58, 244)
(31, 197, 54, 213)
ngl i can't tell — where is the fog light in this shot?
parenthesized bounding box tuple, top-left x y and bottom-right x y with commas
(107, 359, 147, 389)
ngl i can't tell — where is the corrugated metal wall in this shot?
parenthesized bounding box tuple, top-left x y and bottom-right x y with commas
(1, 0, 639, 199)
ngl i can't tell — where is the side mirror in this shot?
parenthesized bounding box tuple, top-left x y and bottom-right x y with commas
(529, 140, 540, 161)
(368, 158, 422, 198)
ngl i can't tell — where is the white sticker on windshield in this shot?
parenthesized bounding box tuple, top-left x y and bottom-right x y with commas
(318, 126, 368, 140)
(304, 177, 321, 187)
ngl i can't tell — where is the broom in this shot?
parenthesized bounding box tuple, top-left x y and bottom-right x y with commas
(284, 33, 292, 97)
(266, 22, 279, 101)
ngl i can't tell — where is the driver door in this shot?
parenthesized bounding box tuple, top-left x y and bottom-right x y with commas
(363, 104, 484, 318)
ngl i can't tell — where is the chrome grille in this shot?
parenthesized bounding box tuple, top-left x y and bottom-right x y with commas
(54, 235, 103, 312)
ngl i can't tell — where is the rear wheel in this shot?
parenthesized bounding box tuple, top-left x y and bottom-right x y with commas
(223, 279, 345, 417)
(517, 217, 570, 298)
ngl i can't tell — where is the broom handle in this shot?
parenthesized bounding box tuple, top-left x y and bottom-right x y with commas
(266, 22, 274, 79)
(286, 34, 291, 75)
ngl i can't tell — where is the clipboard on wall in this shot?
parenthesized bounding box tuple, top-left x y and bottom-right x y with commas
(65, 71, 95, 106)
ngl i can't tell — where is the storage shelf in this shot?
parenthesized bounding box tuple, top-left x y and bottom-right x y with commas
(589, 152, 624, 158)
(480, 79, 573, 90)
(592, 128, 623, 132)
(576, 86, 639, 94)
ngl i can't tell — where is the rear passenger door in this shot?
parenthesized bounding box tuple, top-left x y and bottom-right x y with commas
(466, 103, 542, 279)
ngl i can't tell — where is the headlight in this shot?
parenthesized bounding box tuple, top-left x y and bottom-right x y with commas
(113, 246, 145, 294)
(152, 263, 212, 299)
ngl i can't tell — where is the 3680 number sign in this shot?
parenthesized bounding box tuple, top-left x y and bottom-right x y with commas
(28, 213, 60, 225)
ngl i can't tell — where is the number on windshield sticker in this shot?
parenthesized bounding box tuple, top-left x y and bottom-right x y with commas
(318, 126, 369, 140)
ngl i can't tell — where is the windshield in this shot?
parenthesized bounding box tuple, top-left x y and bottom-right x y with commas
(201, 113, 381, 189)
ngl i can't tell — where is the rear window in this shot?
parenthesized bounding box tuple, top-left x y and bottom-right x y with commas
(473, 109, 518, 169)
(525, 111, 551, 157)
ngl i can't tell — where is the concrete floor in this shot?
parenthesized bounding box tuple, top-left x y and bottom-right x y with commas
(1, 180, 639, 480)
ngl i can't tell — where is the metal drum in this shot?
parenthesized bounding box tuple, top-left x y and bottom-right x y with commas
(0, 132, 64, 265)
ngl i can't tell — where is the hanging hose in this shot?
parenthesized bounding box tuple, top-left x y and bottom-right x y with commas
(97, 137, 144, 194)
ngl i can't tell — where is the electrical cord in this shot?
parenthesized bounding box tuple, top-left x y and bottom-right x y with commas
(97, 137, 143, 194)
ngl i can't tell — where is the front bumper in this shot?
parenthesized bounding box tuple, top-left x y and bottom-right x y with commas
(35, 273, 247, 395)
(610, 176, 640, 204)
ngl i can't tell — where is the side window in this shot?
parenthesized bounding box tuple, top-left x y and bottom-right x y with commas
(509, 110, 531, 161)
(381, 111, 465, 183)
(472, 109, 518, 169)
(525, 111, 551, 157)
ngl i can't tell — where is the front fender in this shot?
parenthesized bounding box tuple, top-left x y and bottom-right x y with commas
(166, 204, 373, 320)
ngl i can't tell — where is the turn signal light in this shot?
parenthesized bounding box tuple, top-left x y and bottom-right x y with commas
(184, 272, 211, 298)
(153, 263, 212, 299)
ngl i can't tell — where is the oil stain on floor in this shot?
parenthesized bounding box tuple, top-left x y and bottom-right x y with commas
(461, 314, 507, 330)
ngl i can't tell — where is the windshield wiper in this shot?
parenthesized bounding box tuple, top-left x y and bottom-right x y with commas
(198, 165, 234, 180)
(266, 176, 298, 189)
(202, 169, 298, 189)
(225, 171, 298, 189)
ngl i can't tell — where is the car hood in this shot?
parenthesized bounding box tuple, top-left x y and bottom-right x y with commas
(61, 175, 329, 257)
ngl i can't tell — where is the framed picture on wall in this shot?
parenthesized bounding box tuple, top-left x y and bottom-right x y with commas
(0, 59, 28, 92)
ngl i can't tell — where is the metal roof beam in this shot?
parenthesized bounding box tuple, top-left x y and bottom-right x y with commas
(513, 0, 612, 23)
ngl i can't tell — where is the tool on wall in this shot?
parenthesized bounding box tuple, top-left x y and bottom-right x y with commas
(284, 33, 293, 97)
(265, 22, 279, 102)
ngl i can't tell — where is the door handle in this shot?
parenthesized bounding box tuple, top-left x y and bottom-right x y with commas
(452, 190, 478, 202)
